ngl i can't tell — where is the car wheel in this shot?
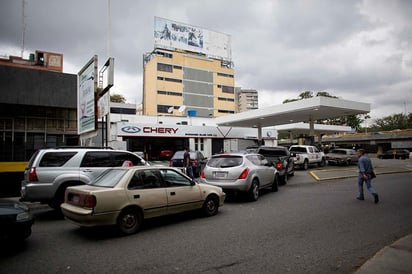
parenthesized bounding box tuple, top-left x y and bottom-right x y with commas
(271, 174, 279, 192)
(303, 159, 309, 170)
(248, 179, 259, 201)
(289, 163, 295, 176)
(203, 195, 219, 217)
(318, 158, 326, 167)
(282, 172, 288, 185)
(117, 208, 142, 235)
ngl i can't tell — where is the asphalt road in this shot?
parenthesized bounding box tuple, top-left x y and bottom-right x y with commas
(1, 162, 411, 274)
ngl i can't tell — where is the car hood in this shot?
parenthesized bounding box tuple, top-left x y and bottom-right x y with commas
(0, 199, 30, 215)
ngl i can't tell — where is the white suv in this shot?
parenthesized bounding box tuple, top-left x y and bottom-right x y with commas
(21, 147, 148, 209)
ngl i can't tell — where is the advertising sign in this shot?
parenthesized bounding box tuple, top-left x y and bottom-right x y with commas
(78, 56, 97, 134)
(154, 17, 231, 60)
(117, 122, 277, 139)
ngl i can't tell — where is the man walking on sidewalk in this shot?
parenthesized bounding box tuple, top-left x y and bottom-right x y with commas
(356, 149, 379, 203)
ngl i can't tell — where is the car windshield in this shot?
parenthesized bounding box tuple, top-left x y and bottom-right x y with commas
(207, 155, 243, 168)
(90, 169, 128, 187)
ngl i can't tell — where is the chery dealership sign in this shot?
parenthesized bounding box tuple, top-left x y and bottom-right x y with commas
(117, 122, 277, 139)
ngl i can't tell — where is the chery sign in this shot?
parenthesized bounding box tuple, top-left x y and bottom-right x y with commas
(117, 122, 277, 139)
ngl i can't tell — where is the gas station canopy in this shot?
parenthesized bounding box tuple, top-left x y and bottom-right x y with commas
(214, 97, 370, 128)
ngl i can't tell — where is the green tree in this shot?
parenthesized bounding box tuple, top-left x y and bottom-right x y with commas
(110, 94, 126, 103)
(370, 113, 411, 131)
(282, 91, 365, 131)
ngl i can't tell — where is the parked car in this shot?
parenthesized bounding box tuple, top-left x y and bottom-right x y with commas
(200, 153, 279, 201)
(378, 149, 410, 159)
(289, 145, 326, 170)
(169, 150, 207, 177)
(325, 148, 358, 166)
(61, 166, 225, 235)
(159, 149, 174, 160)
(0, 198, 34, 242)
(21, 147, 148, 209)
(255, 146, 294, 184)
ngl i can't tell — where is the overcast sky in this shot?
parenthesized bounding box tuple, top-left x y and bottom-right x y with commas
(1, 0, 411, 123)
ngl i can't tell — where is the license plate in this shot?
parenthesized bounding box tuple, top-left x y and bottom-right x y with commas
(214, 171, 227, 178)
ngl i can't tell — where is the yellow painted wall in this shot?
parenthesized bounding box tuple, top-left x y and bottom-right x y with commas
(143, 50, 235, 117)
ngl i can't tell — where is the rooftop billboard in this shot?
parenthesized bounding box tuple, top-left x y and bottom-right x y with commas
(154, 17, 231, 61)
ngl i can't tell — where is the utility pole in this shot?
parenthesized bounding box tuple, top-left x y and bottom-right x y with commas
(21, 0, 26, 58)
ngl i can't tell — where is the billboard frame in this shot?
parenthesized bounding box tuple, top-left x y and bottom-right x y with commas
(77, 55, 98, 135)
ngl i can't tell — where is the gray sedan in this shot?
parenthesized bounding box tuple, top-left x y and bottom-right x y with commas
(200, 153, 279, 201)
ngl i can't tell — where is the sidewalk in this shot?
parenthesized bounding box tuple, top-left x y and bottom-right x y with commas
(354, 234, 412, 273)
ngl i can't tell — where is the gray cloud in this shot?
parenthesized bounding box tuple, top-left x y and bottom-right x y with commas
(1, 0, 411, 119)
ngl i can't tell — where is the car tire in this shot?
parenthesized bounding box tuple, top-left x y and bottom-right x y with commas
(271, 174, 279, 192)
(303, 159, 309, 170)
(248, 179, 259, 201)
(282, 172, 288, 185)
(202, 195, 219, 217)
(117, 208, 142, 235)
(49, 186, 67, 210)
(318, 158, 326, 167)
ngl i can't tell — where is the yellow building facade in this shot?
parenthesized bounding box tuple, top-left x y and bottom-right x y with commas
(143, 49, 235, 118)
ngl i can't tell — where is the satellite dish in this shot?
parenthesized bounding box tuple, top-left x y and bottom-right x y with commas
(178, 105, 186, 112)
(167, 106, 174, 113)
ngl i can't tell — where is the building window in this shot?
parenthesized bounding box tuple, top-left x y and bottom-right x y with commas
(217, 72, 234, 78)
(157, 63, 173, 72)
(157, 77, 182, 83)
(218, 97, 235, 102)
(173, 65, 182, 70)
(157, 90, 182, 96)
(218, 109, 235, 114)
(157, 105, 177, 114)
(156, 51, 173, 58)
(194, 138, 204, 151)
(221, 85, 234, 94)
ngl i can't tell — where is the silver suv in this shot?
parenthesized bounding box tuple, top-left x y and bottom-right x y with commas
(21, 147, 148, 209)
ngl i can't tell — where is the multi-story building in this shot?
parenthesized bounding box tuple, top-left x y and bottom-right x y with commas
(235, 88, 259, 112)
(0, 51, 78, 162)
(142, 17, 235, 118)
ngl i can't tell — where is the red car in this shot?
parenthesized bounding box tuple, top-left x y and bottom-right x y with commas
(159, 150, 174, 160)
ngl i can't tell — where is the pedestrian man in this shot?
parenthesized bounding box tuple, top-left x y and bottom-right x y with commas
(356, 149, 379, 203)
(183, 147, 194, 179)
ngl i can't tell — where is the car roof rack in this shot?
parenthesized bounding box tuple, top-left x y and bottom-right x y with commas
(54, 146, 114, 150)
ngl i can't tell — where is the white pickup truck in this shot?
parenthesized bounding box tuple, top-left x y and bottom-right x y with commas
(289, 145, 326, 170)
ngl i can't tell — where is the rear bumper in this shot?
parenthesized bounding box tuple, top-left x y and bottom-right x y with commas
(202, 179, 251, 193)
(20, 181, 54, 203)
(61, 203, 119, 227)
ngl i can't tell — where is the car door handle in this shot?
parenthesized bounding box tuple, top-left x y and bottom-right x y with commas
(82, 169, 93, 173)
(170, 192, 176, 196)
(134, 194, 140, 199)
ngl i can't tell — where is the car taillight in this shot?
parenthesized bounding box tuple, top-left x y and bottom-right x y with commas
(28, 167, 38, 182)
(201, 171, 205, 178)
(238, 167, 250, 179)
(84, 195, 96, 208)
(275, 161, 283, 170)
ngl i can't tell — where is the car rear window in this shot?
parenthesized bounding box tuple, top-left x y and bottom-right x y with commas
(39, 152, 77, 167)
(207, 156, 243, 168)
(91, 169, 128, 187)
(258, 149, 287, 156)
(289, 147, 307, 153)
(330, 149, 346, 155)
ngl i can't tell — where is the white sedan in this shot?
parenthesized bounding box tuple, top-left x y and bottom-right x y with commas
(61, 166, 225, 235)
